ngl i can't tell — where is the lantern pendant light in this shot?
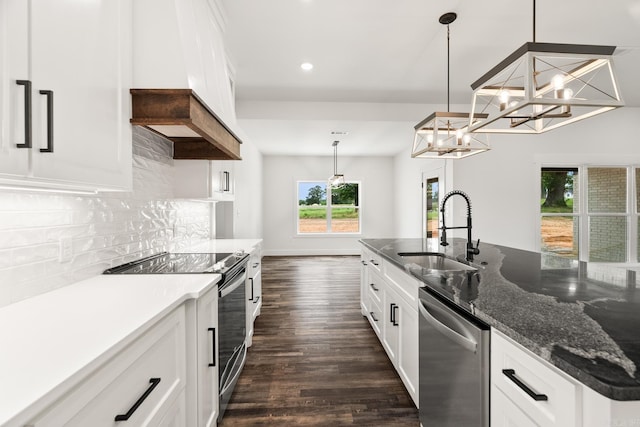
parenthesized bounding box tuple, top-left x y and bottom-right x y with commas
(468, 0, 623, 134)
(412, 12, 490, 160)
(328, 140, 345, 188)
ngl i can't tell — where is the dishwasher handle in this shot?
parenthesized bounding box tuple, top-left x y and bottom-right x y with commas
(419, 298, 477, 353)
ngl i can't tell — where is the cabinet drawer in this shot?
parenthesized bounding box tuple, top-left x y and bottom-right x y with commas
(364, 248, 383, 273)
(367, 269, 384, 306)
(383, 260, 419, 307)
(491, 330, 579, 427)
(30, 307, 188, 427)
(491, 385, 538, 427)
(367, 293, 383, 338)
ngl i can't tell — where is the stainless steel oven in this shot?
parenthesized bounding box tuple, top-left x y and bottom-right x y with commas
(216, 258, 248, 421)
(104, 251, 250, 422)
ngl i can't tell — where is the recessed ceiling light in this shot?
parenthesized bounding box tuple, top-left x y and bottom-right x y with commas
(300, 62, 313, 71)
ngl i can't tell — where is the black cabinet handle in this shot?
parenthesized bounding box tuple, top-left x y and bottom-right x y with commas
(370, 259, 379, 266)
(361, 260, 368, 265)
(370, 311, 378, 322)
(502, 369, 548, 401)
(208, 328, 216, 367)
(248, 277, 254, 301)
(390, 303, 398, 326)
(393, 304, 399, 326)
(369, 283, 379, 292)
(254, 295, 260, 304)
(16, 80, 32, 148)
(252, 262, 260, 268)
(39, 90, 53, 153)
(114, 378, 161, 421)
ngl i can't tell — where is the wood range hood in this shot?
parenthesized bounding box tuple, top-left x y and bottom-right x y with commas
(130, 89, 242, 160)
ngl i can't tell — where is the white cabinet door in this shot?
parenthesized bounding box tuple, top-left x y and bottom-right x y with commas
(382, 283, 399, 363)
(396, 296, 419, 404)
(0, 0, 131, 191)
(0, 0, 30, 179)
(196, 286, 219, 427)
(360, 250, 370, 315)
(246, 247, 262, 346)
(28, 0, 132, 190)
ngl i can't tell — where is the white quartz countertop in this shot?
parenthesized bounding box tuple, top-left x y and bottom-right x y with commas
(0, 270, 219, 426)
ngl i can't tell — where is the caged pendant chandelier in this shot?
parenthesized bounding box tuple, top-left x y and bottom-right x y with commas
(411, 12, 490, 160)
(328, 140, 345, 188)
(468, 0, 624, 134)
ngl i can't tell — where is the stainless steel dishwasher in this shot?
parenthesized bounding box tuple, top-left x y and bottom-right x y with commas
(418, 286, 490, 427)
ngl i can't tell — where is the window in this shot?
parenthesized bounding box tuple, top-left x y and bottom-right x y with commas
(540, 166, 639, 262)
(297, 181, 360, 234)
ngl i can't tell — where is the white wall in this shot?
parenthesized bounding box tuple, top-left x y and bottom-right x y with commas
(438, 107, 640, 251)
(262, 155, 394, 255)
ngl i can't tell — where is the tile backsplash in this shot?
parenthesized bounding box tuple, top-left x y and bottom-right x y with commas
(0, 127, 212, 307)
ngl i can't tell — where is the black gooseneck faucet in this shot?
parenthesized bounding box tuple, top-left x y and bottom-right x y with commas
(440, 190, 480, 262)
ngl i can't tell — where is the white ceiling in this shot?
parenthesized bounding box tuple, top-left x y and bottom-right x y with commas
(219, 0, 640, 156)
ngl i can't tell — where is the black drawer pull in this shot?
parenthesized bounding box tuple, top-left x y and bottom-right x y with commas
(208, 328, 216, 367)
(361, 260, 367, 265)
(369, 283, 379, 292)
(254, 295, 260, 304)
(370, 311, 379, 322)
(502, 369, 548, 401)
(39, 90, 54, 152)
(248, 277, 254, 301)
(115, 377, 161, 421)
(370, 259, 379, 266)
(390, 303, 399, 326)
(16, 80, 32, 148)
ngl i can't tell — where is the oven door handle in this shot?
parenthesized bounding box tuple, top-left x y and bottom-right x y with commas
(219, 270, 247, 298)
(220, 343, 247, 396)
(419, 298, 477, 353)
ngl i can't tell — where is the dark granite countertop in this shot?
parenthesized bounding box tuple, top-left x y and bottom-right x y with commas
(360, 238, 640, 401)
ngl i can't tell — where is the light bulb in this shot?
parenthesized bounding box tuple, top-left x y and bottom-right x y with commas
(499, 90, 510, 111)
(427, 134, 434, 143)
(463, 134, 472, 145)
(552, 74, 565, 90)
(437, 139, 444, 147)
(563, 88, 574, 100)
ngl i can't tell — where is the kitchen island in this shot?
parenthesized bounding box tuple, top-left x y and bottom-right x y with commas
(360, 238, 640, 426)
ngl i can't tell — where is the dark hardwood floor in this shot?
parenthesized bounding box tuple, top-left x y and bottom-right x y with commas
(219, 255, 419, 426)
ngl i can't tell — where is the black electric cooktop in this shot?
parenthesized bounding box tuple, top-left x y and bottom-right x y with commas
(103, 252, 247, 275)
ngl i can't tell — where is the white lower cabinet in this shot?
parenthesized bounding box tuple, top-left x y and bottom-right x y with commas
(491, 329, 579, 427)
(195, 286, 219, 427)
(246, 243, 262, 347)
(360, 245, 419, 407)
(28, 306, 188, 427)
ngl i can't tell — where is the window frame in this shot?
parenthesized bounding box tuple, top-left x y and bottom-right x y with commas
(296, 180, 362, 236)
(540, 164, 640, 263)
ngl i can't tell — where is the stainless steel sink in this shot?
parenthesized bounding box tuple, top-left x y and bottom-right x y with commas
(397, 252, 477, 273)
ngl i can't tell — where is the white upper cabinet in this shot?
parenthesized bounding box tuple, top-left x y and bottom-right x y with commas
(0, 0, 133, 191)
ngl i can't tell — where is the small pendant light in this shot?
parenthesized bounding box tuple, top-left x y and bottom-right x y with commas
(328, 140, 345, 188)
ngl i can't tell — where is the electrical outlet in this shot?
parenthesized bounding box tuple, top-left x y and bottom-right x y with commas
(59, 238, 73, 263)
